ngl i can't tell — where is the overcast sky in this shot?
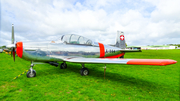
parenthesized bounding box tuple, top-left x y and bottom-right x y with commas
(0, 0, 180, 46)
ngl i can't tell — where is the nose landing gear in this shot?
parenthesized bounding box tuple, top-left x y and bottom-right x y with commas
(27, 62, 36, 78)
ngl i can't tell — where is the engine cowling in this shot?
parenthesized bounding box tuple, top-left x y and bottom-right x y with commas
(16, 42, 23, 58)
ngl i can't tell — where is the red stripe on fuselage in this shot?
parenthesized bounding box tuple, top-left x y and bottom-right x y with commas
(98, 43, 105, 58)
(105, 53, 125, 58)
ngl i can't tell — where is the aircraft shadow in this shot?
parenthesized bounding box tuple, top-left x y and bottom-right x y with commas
(37, 63, 172, 93)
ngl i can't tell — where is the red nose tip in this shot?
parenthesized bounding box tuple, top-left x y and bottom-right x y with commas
(16, 42, 23, 58)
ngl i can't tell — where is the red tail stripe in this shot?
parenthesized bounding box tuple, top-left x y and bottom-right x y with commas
(16, 42, 23, 58)
(98, 43, 105, 58)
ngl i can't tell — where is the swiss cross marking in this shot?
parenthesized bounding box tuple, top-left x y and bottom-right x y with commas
(120, 35, 124, 41)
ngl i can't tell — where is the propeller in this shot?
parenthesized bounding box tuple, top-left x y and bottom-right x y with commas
(10, 24, 16, 61)
(5, 24, 22, 61)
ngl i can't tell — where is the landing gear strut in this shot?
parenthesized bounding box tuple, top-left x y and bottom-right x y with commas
(80, 64, 89, 76)
(27, 62, 36, 78)
(60, 62, 67, 69)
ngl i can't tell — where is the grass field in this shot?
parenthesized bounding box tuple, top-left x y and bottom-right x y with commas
(0, 50, 179, 100)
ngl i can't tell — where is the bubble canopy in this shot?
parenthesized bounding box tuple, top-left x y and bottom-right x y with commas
(61, 34, 93, 45)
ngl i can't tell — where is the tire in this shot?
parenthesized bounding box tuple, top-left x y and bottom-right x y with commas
(60, 63, 67, 69)
(120, 55, 124, 58)
(80, 68, 89, 76)
(27, 70, 36, 78)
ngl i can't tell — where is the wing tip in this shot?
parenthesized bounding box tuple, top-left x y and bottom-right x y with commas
(126, 59, 177, 66)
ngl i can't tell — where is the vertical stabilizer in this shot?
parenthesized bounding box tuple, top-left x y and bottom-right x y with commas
(115, 31, 126, 49)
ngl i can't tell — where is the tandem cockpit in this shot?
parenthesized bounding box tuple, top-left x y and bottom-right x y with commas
(60, 34, 93, 46)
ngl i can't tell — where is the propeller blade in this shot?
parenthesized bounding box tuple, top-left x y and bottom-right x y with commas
(12, 24, 14, 44)
(12, 24, 16, 61)
(8, 24, 16, 61)
(13, 50, 15, 62)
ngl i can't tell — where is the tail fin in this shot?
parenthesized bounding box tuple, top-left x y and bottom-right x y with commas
(115, 31, 126, 49)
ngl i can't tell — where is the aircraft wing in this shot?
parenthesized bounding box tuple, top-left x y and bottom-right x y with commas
(50, 56, 176, 66)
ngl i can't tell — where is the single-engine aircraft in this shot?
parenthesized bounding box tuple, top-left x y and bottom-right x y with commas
(6, 24, 177, 78)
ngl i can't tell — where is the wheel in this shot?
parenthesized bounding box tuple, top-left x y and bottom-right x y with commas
(27, 70, 36, 78)
(60, 63, 67, 69)
(80, 68, 89, 76)
(120, 55, 124, 58)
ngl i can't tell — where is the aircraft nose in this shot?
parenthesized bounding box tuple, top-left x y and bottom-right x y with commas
(16, 42, 23, 58)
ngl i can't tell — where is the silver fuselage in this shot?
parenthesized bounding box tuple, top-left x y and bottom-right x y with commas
(22, 41, 123, 62)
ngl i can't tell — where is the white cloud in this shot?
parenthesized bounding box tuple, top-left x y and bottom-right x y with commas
(0, 0, 180, 46)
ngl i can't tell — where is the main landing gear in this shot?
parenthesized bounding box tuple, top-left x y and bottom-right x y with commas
(27, 62, 36, 78)
(60, 62, 89, 76)
(80, 64, 89, 76)
(26, 61, 106, 78)
(60, 62, 67, 69)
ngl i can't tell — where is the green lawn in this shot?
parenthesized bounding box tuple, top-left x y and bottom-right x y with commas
(0, 50, 179, 100)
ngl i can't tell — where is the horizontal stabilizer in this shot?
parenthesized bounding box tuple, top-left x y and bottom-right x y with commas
(120, 49, 142, 52)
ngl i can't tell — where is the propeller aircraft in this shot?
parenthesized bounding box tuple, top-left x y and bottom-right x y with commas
(6, 24, 177, 78)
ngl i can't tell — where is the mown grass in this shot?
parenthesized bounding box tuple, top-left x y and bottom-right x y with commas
(0, 50, 179, 100)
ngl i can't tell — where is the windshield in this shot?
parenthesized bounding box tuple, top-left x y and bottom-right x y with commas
(61, 34, 92, 45)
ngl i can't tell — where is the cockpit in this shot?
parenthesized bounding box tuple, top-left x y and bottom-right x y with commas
(61, 34, 93, 45)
